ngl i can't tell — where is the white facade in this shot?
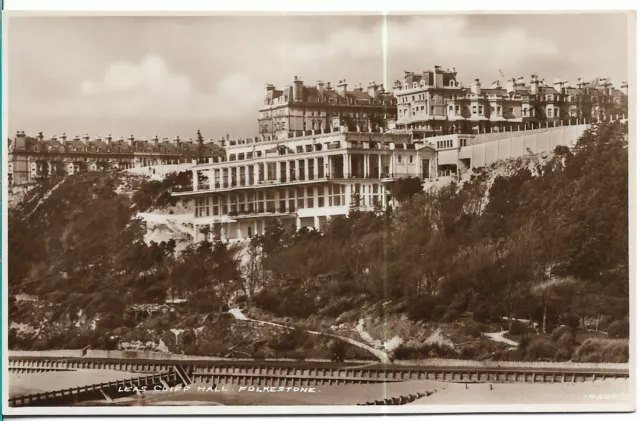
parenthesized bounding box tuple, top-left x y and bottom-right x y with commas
(173, 131, 437, 242)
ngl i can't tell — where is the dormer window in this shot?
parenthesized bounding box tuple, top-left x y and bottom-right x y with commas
(449, 80, 456, 87)
(412, 82, 417, 88)
(404, 84, 409, 89)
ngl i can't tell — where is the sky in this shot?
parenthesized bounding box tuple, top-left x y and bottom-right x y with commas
(7, 13, 631, 140)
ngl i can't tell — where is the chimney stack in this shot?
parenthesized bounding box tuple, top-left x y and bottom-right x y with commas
(173, 135, 181, 149)
(530, 74, 540, 95)
(317, 80, 325, 97)
(367, 81, 378, 98)
(153, 135, 159, 148)
(105, 134, 112, 146)
(82, 133, 90, 145)
(60, 133, 68, 145)
(470, 78, 481, 95)
(337, 79, 348, 96)
(621, 81, 628, 96)
(127, 134, 135, 147)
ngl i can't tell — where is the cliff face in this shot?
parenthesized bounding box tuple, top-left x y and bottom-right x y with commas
(6, 122, 630, 364)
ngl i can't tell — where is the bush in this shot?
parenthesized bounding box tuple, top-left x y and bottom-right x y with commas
(441, 309, 461, 322)
(268, 328, 311, 352)
(320, 296, 358, 318)
(607, 319, 629, 339)
(98, 314, 126, 330)
(406, 296, 438, 322)
(190, 292, 221, 314)
(551, 325, 576, 343)
(431, 304, 448, 322)
(597, 315, 613, 331)
(454, 323, 483, 340)
(458, 340, 496, 361)
(573, 339, 629, 363)
(329, 340, 346, 362)
(393, 343, 457, 360)
(559, 313, 581, 329)
(472, 304, 490, 323)
(523, 337, 558, 361)
(508, 320, 527, 335)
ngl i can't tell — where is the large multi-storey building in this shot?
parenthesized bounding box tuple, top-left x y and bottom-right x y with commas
(258, 76, 397, 140)
(173, 129, 436, 242)
(393, 66, 628, 138)
(7, 132, 223, 185)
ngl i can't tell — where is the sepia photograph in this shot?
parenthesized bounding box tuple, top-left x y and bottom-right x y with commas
(1, 6, 636, 417)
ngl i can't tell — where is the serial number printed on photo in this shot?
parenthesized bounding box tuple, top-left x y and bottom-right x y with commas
(583, 393, 628, 401)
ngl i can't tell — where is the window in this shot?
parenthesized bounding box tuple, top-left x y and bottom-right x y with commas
(430, 106, 434, 114)
(479, 106, 484, 114)
(547, 108, 553, 117)
(397, 155, 402, 163)
(266, 191, 275, 213)
(491, 107, 495, 114)
(195, 197, 209, 218)
(288, 188, 296, 212)
(297, 187, 305, 209)
(329, 184, 343, 206)
(409, 155, 414, 163)
(455, 105, 460, 114)
(318, 186, 325, 207)
(473, 106, 477, 114)
(554, 108, 559, 117)
(307, 187, 314, 208)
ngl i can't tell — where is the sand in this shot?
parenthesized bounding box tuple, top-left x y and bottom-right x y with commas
(410, 378, 631, 406)
(9, 370, 144, 398)
(104, 379, 631, 408)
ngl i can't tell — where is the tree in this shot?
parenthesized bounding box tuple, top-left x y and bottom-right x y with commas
(241, 238, 266, 308)
(390, 177, 423, 203)
(196, 129, 205, 163)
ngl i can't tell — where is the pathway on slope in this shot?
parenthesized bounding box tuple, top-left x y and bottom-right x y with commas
(228, 309, 390, 363)
(483, 331, 518, 347)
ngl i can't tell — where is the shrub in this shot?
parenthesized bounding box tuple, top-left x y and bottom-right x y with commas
(268, 328, 311, 352)
(393, 343, 457, 360)
(441, 309, 461, 322)
(320, 296, 358, 318)
(329, 340, 346, 362)
(406, 296, 438, 322)
(551, 325, 576, 343)
(190, 292, 221, 314)
(607, 319, 629, 339)
(508, 320, 527, 335)
(572, 339, 629, 363)
(431, 304, 448, 322)
(98, 314, 126, 330)
(472, 304, 490, 323)
(559, 313, 580, 329)
(523, 337, 558, 361)
(597, 315, 613, 331)
(458, 341, 495, 361)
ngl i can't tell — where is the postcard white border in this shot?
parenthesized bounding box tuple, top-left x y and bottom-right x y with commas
(2, 1, 638, 418)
